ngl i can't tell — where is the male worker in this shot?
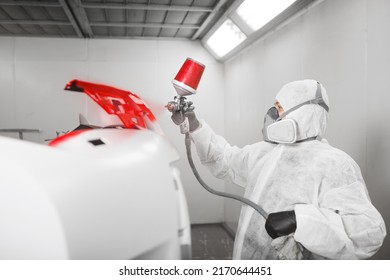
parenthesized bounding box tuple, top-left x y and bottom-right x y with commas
(171, 79, 386, 259)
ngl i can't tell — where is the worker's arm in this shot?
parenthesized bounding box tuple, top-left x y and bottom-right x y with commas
(171, 110, 273, 187)
(190, 120, 273, 187)
(293, 180, 386, 259)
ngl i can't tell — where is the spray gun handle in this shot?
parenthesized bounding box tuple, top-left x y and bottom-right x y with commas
(179, 117, 190, 134)
(182, 100, 195, 112)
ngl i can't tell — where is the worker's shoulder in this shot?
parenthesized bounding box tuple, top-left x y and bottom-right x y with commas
(317, 141, 352, 158)
(316, 141, 361, 171)
(242, 140, 275, 152)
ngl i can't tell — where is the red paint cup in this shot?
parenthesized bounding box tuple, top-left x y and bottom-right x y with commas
(172, 58, 205, 96)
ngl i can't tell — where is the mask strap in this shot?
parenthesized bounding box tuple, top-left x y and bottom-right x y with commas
(265, 136, 318, 145)
(315, 82, 329, 112)
(277, 82, 329, 120)
(295, 136, 318, 143)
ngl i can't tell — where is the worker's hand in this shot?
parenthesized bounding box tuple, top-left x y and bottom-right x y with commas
(171, 109, 200, 133)
(265, 210, 297, 239)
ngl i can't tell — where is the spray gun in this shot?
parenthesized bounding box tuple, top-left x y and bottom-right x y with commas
(166, 58, 204, 134)
(167, 58, 268, 220)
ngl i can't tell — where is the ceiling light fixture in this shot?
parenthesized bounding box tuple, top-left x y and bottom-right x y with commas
(205, 19, 247, 58)
(236, 0, 297, 32)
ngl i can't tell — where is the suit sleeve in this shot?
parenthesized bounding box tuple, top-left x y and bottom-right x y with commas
(190, 120, 272, 187)
(294, 179, 386, 259)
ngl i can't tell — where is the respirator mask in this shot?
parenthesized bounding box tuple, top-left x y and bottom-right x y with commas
(263, 82, 329, 144)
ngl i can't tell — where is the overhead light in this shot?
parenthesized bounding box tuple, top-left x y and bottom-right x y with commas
(206, 19, 247, 58)
(236, 0, 297, 32)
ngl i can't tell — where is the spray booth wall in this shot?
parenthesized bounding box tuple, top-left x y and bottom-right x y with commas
(0, 37, 225, 225)
(222, 0, 390, 259)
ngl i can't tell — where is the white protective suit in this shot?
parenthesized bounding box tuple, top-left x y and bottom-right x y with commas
(190, 80, 386, 259)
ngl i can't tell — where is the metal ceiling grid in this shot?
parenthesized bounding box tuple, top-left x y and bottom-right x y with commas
(0, 0, 233, 40)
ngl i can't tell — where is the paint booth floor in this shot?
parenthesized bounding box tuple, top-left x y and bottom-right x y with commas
(191, 223, 234, 260)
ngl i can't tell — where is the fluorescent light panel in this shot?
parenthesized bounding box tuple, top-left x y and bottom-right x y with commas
(206, 19, 247, 58)
(236, 0, 297, 31)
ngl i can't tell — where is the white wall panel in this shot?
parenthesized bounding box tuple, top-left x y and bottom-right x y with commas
(366, 0, 390, 260)
(0, 62, 15, 137)
(88, 39, 158, 63)
(15, 38, 87, 62)
(87, 61, 158, 98)
(0, 38, 15, 138)
(238, 45, 265, 145)
(12, 38, 89, 142)
(301, 0, 367, 173)
(0, 37, 14, 61)
(156, 40, 216, 65)
(13, 61, 87, 143)
(261, 20, 304, 89)
(224, 56, 244, 231)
